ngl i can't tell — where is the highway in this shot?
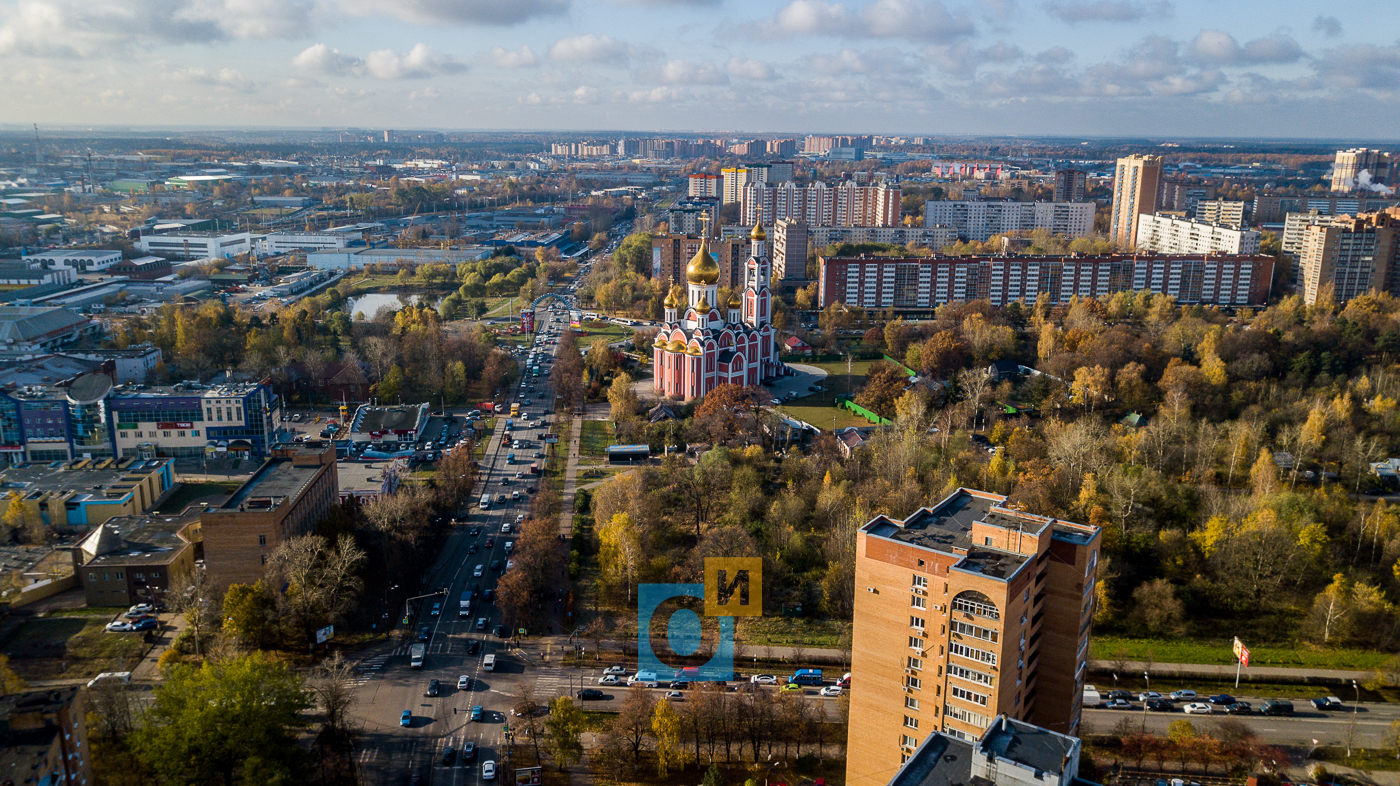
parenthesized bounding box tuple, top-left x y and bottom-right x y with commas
(1085, 696, 1400, 746)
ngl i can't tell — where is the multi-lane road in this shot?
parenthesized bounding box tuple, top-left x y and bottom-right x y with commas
(1085, 695, 1400, 746)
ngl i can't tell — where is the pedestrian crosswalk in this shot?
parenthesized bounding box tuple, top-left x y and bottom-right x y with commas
(350, 653, 389, 688)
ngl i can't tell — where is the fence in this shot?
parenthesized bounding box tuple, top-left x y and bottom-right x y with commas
(880, 355, 918, 377)
(836, 396, 892, 425)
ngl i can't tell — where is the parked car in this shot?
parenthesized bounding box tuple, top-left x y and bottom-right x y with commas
(1169, 689, 1197, 700)
(104, 620, 134, 632)
(130, 618, 158, 631)
(1183, 702, 1213, 715)
(125, 604, 156, 617)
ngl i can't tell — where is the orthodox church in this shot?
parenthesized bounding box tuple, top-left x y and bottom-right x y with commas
(653, 222, 780, 401)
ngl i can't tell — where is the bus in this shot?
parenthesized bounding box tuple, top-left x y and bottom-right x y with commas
(483, 654, 496, 672)
(789, 668, 823, 686)
(479, 494, 490, 509)
(510, 402, 520, 417)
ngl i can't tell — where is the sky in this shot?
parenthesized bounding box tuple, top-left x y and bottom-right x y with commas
(1, 0, 1398, 137)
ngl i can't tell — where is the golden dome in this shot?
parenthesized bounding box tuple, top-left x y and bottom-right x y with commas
(686, 343, 703, 356)
(667, 340, 686, 353)
(727, 289, 742, 308)
(751, 222, 766, 241)
(695, 294, 712, 314)
(686, 238, 720, 285)
(653, 334, 668, 348)
(663, 287, 679, 308)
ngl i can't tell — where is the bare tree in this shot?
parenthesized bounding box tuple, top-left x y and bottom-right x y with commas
(309, 653, 359, 785)
(167, 565, 219, 658)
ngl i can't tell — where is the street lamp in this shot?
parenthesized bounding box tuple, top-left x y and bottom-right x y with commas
(1349, 679, 1360, 758)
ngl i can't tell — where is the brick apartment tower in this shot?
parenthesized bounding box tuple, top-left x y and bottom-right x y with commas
(845, 489, 1101, 785)
(1109, 154, 1162, 248)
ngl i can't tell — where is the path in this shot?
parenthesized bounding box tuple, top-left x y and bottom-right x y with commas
(557, 412, 583, 539)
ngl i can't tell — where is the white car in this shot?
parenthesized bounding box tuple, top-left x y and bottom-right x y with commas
(599, 675, 621, 685)
(603, 666, 628, 675)
(127, 603, 155, 615)
(457, 675, 471, 690)
(104, 620, 134, 632)
(750, 674, 778, 685)
(665, 691, 684, 701)
(1170, 689, 1197, 700)
(473, 564, 485, 577)
(1183, 702, 1213, 715)
(482, 760, 497, 780)
(819, 686, 843, 697)
(501, 523, 512, 533)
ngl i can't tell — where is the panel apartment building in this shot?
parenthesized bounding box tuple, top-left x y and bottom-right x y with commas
(846, 489, 1100, 784)
(1134, 214, 1261, 255)
(741, 181, 901, 228)
(650, 234, 749, 290)
(922, 200, 1095, 242)
(763, 220, 960, 282)
(818, 253, 1274, 311)
(1109, 154, 1162, 247)
(1298, 209, 1400, 306)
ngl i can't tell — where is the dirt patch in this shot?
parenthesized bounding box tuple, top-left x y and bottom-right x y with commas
(1, 617, 146, 681)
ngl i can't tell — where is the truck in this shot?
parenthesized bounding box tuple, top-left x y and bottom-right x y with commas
(529, 462, 540, 475)
(478, 402, 496, 413)
(1082, 684, 1102, 708)
(410, 643, 426, 668)
(460, 591, 472, 617)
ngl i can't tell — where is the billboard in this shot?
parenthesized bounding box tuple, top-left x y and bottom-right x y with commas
(1233, 637, 1250, 667)
(521, 310, 535, 333)
(315, 625, 334, 644)
(514, 767, 542, 786)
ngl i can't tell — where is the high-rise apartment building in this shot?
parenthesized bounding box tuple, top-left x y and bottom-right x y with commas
(1052, 169, 1086, 203)
(1298, 209, 1400, 306)
(772, 218, 809, 282)
(766, 221, 959, 282)
(661, 198, 719, 236)
(649, 233, 747, 289)
(742, 181, 901, 227)
(1195, 199, 1246, 228)
(1134, 214, 1261, 255)
(845, 488, 1100, 783)
(721, 167, 756, 205)
(1331, 148, 1394, 193)
(766, 160, 795, 183)
(923, 200, 1095, 242)
(1281, 211, 1334, 260)
(1109, 154, 1163, 247)
(687, 173, 720, 199)
(1253, 193, 1400, 223)
(767, 139, 798, 157)
(1159, 181, 1216, 215)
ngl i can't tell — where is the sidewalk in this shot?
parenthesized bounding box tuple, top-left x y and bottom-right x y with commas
(557, 412, 583, 539)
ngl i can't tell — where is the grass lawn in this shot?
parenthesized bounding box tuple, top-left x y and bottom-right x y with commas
(574, 321, 634, 351)
(736, 617, 850, 649)
(44, 607, 127, 618)
(1090, 635, 1394, 671)
(157, 481, 242, 514)
(579, 420, 617, 456)
(1315, 747, 1400, 771)
(0, 618, 146, 681)
(804, 358, 878, 398)
(777, 394, 874, 431)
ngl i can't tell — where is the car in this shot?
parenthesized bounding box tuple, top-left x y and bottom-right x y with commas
(1313, 696, 1343, 710)
(500, 478, 510, 486)
(1137, 691, 1163, 702)
(668, 680, 689, 690)
(104, 620, 134, 632)
(1146, 698, 1175, 712)
(1104, 698, 1133, 710)
(750, 674, 778, 685)
(441, 745, 455, 765)
(426, 679, 440, 697)
(491, 560, 501, 572)
(495, 624, 508, 638)
(665, 691, 684, 701)
(483, 588, 494, 602)
(819, 685, 843, 697)
(470, 705, 483, 722)
(779, 683, 802, 693)
(599, 675, 621, 685)
(461, 742, 476, 760)
(475, 617, 487, 631)
(400, 710, 412, 727)
(496, 494, 506, 503)
(430, 602, 441, 617)
(604, 665, 628, 675)
(515, 471, 524, 479)
(467, 640, 480, 655)
(1182, 702, 1213, 715)
(515, 514, 525, 524)
(125, 603, 156, 617)
(770, 398, 781, 405)
(838, 673, 851, 688)
(512, 491, 521, 500)
(418, 626, 431, 641)
(1208, 693, 1235, 705)
(473, 564, 485, 577)
(485, 537, 494, 547)
(458, 675, 471, 690)
(467, 544, 478, 555)
(1224, 701, 1253, 714)
(1106, 689, 1134, 701)
(1169, 689, 1197, 700)
(578, 688, 605, 700)
(130, 618, 159, 631)
(482, 761, 497, 780)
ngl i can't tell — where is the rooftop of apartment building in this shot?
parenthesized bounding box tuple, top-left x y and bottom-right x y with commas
(863, 489, 1095, 580)
(110, 380, 264, 399)
(352, 403, 426, 434)
(78, 513, 197, 567)
(336, 459, 398, 493)
(0, 687, 81, 775)
(220, 451, 327, 511)
(889, 715, 1085, 786)
(0, 458, 172, 501)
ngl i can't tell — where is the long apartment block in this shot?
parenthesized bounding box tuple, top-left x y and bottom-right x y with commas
(846, 488, 1100, 786)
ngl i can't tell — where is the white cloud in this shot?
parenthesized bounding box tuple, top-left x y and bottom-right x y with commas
(755, 0, 973, 41)
(294, 43, 464, 79)
(0, 0, 313, 56)
(628, 85, 687, 103)
(334, 0, 568, 26)
(548, 34, 629, 63)
(1191, 30, 1303, 66)
(408, 87, 440, 100)
(1314, 44, 1400, 92)
(484, 45, 539, 68)
(1042, 0, 1170, 23)
(725, 57, 778, 80)
(292, 44, 364, 77)
(365, 44, 467, 79)
(573, 85, 600, 103)
(170, 66, 254, 91)
(659, 59, 728, 85)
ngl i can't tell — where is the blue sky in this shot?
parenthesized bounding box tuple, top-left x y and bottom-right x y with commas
(1, 0, 1397, 137)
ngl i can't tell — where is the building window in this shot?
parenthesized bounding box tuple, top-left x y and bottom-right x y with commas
(258, 535, 266, 546)
(260, 554, 267, 565)
(135, 573, 144, 580)
(984, 536, 994, 546)
(903, 716, 919, 730)
(901, 735, 918, 749)
(908, 636, 924, 651)
(912, 574, 927, 588)
(193, 430, 199, 437)
(906, 696, 920, 710)
(950, 685, 989, 706)
(950, 642, 998, 666)
(909, 616, 925, 630)
(911, 595, 926, 609)
(115, 572, 122, 580)
(946, 705, 990, 728)
(88, 573, 95, 581)
(949, 663, 994, 686)
(952, 591, 1000, 620)
(917, 559, 925, 567)
(907, 657, 922, 671)
(951, 620, 999, 643)
(905, 675, 921, 690)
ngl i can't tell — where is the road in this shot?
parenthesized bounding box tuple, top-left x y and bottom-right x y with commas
(1085, 696, 1400, 747)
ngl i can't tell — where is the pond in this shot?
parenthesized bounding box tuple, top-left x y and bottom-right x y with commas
(346, 292, 442, 319)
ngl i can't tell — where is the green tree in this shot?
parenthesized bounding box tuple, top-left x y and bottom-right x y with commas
(222, 581, 276, 648)
(614, 233, 653, 277)
(545, 696, 586, 769)
(131, 654, 311, 785)
(702, 764, 727, 786)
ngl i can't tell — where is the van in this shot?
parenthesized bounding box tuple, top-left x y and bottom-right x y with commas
(479, 494, 490, 509)
(1261, 699, 1294, 716)
(87, 671, 132, 689)
(483, 654, 496, 672)
(629, 670, 659, 686)
(1082, 684, 1102, 708)
(789, 669, 823, 686)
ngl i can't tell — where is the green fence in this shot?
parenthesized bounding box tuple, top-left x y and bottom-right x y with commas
(880, 355, 918, 377)
(835, 396, 893, 425)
